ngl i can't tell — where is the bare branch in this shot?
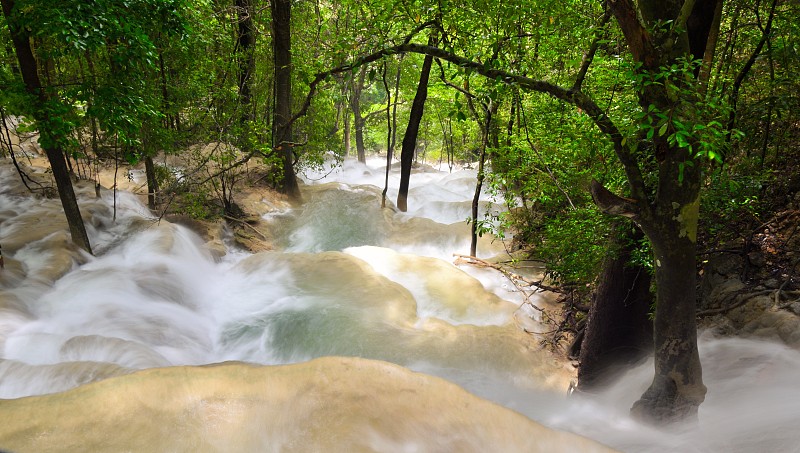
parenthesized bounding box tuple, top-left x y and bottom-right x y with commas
(572, 9, 613, 92)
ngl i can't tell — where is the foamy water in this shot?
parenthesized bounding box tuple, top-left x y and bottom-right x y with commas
(1, 158, 800, 452)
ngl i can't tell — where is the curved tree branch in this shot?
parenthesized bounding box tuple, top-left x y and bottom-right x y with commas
(289, 42, 650, 208)
(590, 179, 639, 219)
(572, 8, 613, 92)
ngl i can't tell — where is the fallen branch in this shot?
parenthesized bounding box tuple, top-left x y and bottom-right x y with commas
(224, 215, 268, 241)
(453, 253, 562, 293)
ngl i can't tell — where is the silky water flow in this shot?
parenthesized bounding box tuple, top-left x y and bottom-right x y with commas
(0, 158, 798, 452)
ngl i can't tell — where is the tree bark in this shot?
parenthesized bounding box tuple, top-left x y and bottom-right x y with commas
(144, 155, 158, 210)
(343, 106, 351, 156)
(350, 66, 367, 163)
(236, 0, 256, 125)
(469, 129, 487, 257)
(270, 0, 301, 202)
(397, 51, 434, 212)
(631, 217, 705, 422)
(2, 0, 92, 254)
(578, 226, 653, 390)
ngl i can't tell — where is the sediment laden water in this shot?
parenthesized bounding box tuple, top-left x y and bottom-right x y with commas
(0, 158, 799, 452)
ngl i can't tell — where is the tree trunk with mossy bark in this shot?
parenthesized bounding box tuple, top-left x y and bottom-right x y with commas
(632, 214, 705, 421)
(586, 0, 722, 422)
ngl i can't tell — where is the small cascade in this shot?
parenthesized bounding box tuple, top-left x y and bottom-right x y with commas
(2, 160, 800, 452)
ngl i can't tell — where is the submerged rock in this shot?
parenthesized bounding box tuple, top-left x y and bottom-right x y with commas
(0, 357, 616, 453)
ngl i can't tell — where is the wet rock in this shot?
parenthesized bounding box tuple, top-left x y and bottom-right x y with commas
(0, 257, 26, 288)
(700, 315, 736, 336)
(747, 251, 765, 267)
(0, 358, 617, 453)
(700, 251, 743, 308)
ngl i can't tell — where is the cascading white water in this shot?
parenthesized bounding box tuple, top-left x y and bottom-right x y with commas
(1, 158, 799, 452)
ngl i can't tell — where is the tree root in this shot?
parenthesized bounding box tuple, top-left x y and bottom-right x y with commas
(454, 253, 573, 351)
(224, 215, 268, 241)
(696, 289, 777, 317)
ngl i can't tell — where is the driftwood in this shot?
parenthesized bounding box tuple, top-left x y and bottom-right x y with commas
(224, 215, 269, 241)
(453, 254, 561, 293)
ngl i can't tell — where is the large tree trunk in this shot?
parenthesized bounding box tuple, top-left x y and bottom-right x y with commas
(2, 0, 92, 254)
(598, 0, 724, 422)
(593, 162, 706, 423)
(270, 0, 301, 202)
(397, 51, 434, 212)
(578, 226, 653, 390)
(631, 218, 705, 422)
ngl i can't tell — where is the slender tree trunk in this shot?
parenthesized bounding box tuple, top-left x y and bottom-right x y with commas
(759, 33, 775, 168)
(2, 0, 92, 254)
(381, 62, 392, 208)
(382, 59, 403, 208)
(144, 155, 158, 210)
(271, 0, 301, 202)
(397, 51, 434, 212)
(578, 226, 653, 390)
(343, 107, 351, 156)
(390, 61, 402, 152)
(470, 117, 489, 257)
(341, 74, 351, 156)
(350, 66, 367, 163)
(697, 0, 724, 96)
(354, 112, 366, 163)
(725, 0, 778, 144)
(469, 101, 497, 257)
(236, 0, 256, 125)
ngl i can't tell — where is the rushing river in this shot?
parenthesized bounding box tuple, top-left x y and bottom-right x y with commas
(1, 157, 799, 452)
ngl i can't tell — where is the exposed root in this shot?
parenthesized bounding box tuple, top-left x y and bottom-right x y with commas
(224, 215, 269, 241)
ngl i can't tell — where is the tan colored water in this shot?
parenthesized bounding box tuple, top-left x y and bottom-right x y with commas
(4, 158, 800, 452)
(0, 357, 615, 452)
